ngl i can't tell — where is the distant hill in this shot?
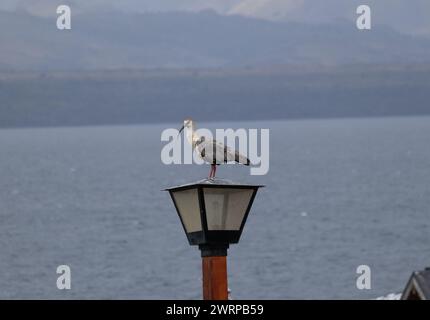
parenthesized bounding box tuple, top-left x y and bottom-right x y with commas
(1, 10, 430, 128)
(1, 10, 430, 71)
(1, 65, 430, 128)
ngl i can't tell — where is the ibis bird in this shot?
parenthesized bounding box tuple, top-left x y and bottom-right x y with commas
(178, 119, 250, 179)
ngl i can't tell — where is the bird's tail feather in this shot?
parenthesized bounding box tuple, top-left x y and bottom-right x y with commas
(235, 151, 251, 166)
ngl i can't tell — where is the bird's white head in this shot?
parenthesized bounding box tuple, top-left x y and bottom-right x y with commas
(183, 118, 193, 128)
(178, 118, 197, 146)
(178, 118, 194, 134)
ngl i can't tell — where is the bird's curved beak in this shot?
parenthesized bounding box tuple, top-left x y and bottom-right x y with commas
(177, 125, 185, 139)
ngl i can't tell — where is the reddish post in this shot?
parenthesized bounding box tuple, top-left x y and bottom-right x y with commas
(202, 256, 228, 300)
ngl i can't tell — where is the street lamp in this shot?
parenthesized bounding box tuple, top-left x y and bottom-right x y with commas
(165, 178, 264, 300)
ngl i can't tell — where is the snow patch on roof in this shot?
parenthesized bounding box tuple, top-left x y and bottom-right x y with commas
(375, 293, 401, 300)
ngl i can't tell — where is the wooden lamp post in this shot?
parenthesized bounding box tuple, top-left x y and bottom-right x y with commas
(165, 178, 263, 300)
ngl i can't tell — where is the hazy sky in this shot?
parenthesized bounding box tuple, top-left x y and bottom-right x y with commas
(1, 0, 430, 35)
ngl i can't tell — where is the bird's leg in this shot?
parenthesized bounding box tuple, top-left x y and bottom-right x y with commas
(209, 164, 216, 179)
(208, 165, 214, 179)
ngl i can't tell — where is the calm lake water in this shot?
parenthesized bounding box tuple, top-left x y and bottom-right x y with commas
(0, 117, 429, 299)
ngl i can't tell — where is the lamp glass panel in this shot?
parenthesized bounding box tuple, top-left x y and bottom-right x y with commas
(172, 189, 202, 233)
(203, 188, 254, 230)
